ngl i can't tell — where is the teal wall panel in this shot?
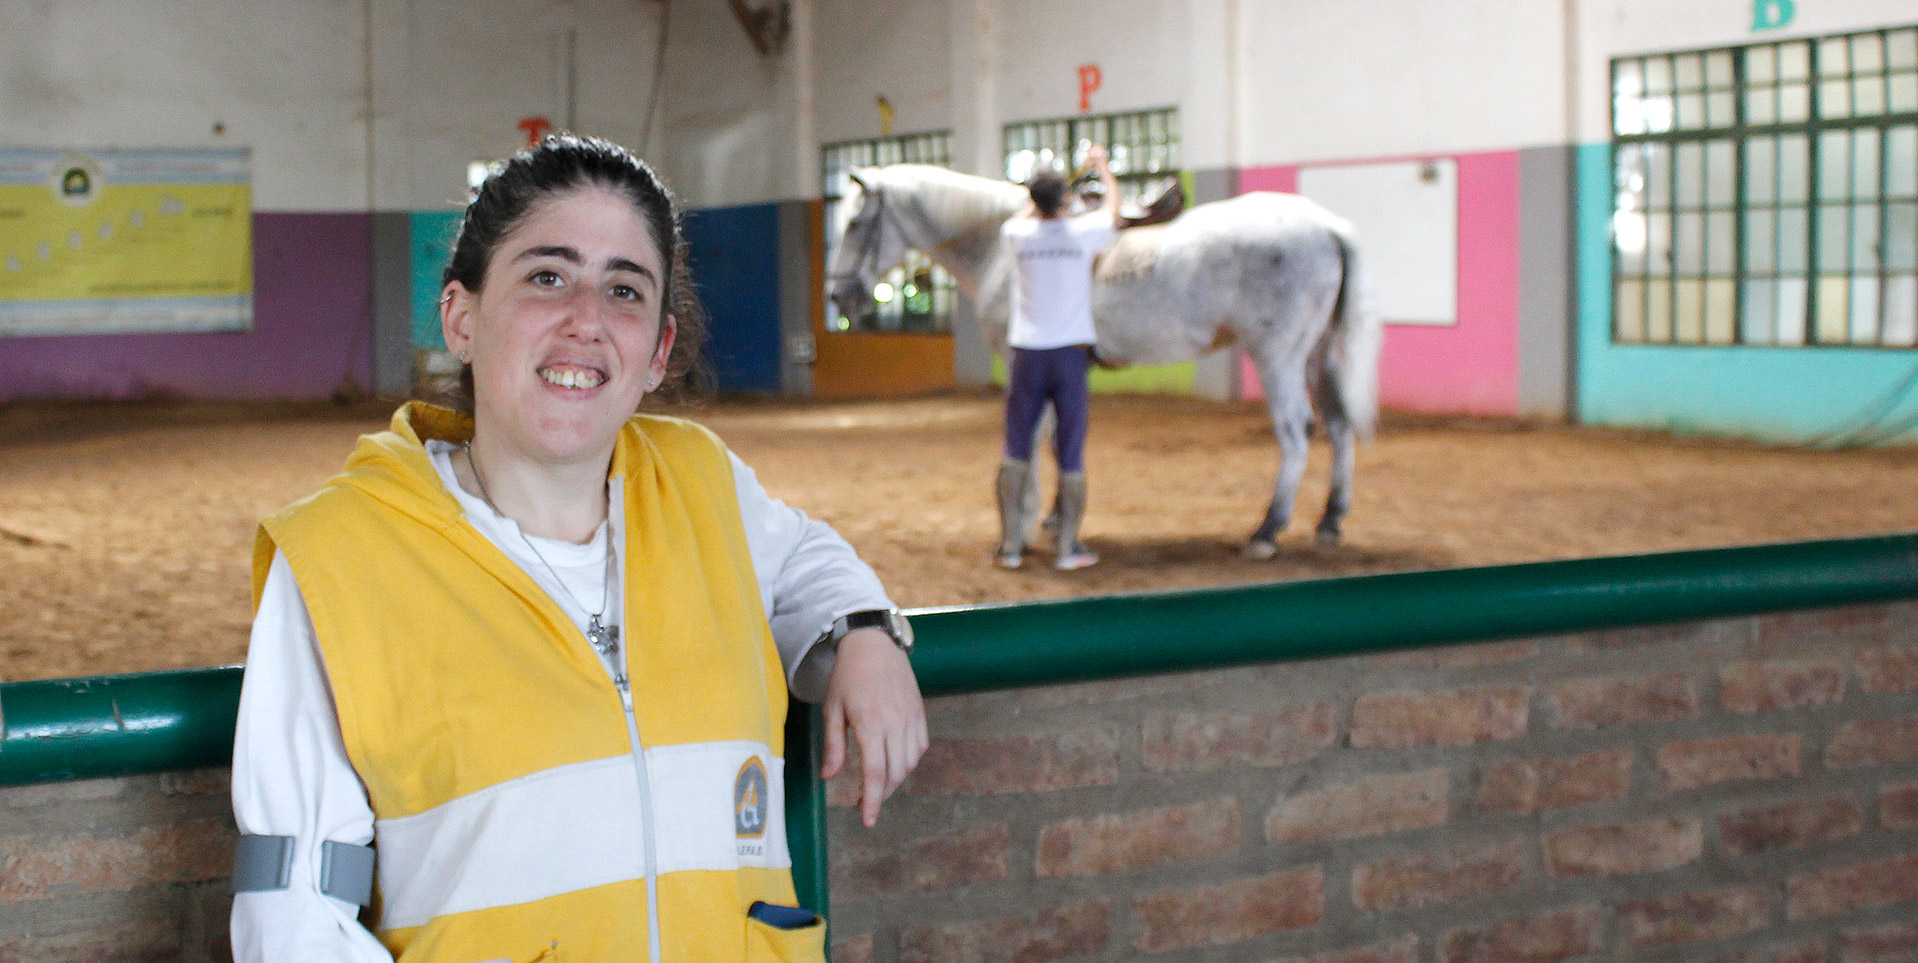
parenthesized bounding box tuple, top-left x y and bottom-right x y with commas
(409, 211, 464, 353)
(1574, 143, 1918, 445)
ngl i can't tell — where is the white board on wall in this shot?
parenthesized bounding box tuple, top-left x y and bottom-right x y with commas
(1298, 159, 1457, 326)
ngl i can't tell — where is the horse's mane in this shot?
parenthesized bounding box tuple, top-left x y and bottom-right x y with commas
(872, 164, 1026, 230)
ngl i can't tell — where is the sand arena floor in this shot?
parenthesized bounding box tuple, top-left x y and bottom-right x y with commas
(3, 392, 1916, 682)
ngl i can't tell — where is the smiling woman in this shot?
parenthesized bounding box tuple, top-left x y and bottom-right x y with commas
(442, 186, 681, 509)
(439, 135, 707, 416)
(228, 135, 925, 963)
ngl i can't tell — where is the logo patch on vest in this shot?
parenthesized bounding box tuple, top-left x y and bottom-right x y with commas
(735, 757, 769, 855)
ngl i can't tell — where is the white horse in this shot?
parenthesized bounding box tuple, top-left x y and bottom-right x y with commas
(826, 164, 1382, 555)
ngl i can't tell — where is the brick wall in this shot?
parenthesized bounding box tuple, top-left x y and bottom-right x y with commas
(0, 770, 233, 961)
(2, 601, 1914, 962)
(827, 601, 1918, 963)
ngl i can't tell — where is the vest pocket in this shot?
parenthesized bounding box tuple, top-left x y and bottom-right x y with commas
(745, 906, 826, 963)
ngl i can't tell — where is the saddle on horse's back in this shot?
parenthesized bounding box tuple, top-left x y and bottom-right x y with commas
(1081, 179, 1184, 285)
(1076, 179, 1186, 230)
(1123, 181, 1185, 229)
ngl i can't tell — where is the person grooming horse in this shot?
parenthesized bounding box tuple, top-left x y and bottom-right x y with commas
(996, 144, 1122, 570)
(829, 165, 1378, 558)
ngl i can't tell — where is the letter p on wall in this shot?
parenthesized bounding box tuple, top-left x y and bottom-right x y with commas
(1078, 64, 1103, 113)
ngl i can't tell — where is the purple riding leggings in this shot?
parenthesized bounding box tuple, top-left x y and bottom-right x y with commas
(1003, 345, 1092, 473)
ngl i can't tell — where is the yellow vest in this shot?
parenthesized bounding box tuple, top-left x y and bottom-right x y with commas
(255, 403, 824, 963)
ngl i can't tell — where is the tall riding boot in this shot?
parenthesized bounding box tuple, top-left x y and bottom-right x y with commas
(1054, 472, 1098, 570)
(995, 459, 1032, 569)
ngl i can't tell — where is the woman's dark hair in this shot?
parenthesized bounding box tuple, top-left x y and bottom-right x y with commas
(1026, 167, 1068, 217)
(439, 133, 708, 407)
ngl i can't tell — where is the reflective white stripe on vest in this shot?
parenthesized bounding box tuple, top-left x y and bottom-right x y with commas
(374, 742, 788, 930)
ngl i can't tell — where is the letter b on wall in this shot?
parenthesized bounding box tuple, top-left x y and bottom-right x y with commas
(1753, 0, 1795, 31)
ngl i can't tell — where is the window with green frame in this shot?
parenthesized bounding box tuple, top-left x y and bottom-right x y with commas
(1612, 25, 1918, 348)
(821, 131, 955, 334)
(1003, 107, 1180, 209)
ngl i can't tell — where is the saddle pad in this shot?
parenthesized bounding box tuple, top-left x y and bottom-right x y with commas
(1095, 225, 1168, 283)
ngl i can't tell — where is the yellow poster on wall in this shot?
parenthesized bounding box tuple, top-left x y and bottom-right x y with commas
(0, 148, 252, 336)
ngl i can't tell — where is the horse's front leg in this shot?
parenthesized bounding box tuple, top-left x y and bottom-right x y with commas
(1246, 363, 1313, 559)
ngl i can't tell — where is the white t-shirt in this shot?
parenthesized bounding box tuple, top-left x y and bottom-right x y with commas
(1002, 211, 1117, 350)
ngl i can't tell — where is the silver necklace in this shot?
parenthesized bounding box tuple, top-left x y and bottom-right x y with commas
(465, 443, 621, 656)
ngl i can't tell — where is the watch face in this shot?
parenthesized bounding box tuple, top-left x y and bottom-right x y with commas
(887, 611, 914, 652)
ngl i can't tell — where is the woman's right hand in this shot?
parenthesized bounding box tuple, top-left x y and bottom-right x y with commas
(819, 628, 928, 828)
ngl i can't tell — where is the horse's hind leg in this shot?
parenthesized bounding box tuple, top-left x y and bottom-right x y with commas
(1246, 359, 1312, 559)
(1311, 369, 1354, 545)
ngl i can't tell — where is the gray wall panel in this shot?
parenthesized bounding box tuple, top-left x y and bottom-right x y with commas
(1191, 166, 1240, 400)
(776, 200, 816, 397)
(370, 211, 415, 398)
(1517, 146, 1575, 420)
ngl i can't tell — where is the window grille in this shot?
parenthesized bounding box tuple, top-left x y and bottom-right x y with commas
(1002, 107, 1180, 209)
(1612, 25, 1918, 348)
(821, 131, 954, 334)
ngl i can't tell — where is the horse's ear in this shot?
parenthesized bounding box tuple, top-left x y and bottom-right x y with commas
(848, 167, 872, 193)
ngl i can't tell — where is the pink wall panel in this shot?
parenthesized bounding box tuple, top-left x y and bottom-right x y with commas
(1235, 167, 1298, 193)
(1234, 152, 1521, 417)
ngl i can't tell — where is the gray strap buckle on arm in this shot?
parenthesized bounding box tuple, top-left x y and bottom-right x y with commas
(232, 834, 376, 907)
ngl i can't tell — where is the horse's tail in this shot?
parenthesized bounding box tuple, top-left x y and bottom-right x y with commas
(1326, 228, 1382, 440)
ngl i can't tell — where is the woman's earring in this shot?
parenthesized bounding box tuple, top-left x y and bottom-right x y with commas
(458, 350, 470, 365)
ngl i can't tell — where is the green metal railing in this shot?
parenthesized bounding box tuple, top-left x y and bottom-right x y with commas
(907, 532, 1918, 694)
(6, 533, 1918, 919)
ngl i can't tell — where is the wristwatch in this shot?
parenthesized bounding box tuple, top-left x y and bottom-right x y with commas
(824, 608, 914, 655)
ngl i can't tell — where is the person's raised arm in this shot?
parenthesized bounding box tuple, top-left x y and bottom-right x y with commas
(1087, 144, 1121, 227)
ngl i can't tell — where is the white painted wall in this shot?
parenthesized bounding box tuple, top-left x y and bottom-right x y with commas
(814, 0, 953, 146)
(385, 0, 666, 210)
(676, 0, 1237, 204)
(1182, 0, 1241, 173)
(673, 0, 1571, 204)
(654, 0, 813, 208)
(948, 0, 1003, 178)
(774, 0, 1237, 188)
(1, 0, 366, 211)
(661, 0, 1568, 197)
(995, 1, 1193, 129)
(5, 0, 666, 212)
(10, 0, 1915, 214)
(1236, 0, 1570, 163)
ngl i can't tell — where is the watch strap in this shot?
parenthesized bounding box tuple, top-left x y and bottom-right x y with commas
(829, 608, 913, 654)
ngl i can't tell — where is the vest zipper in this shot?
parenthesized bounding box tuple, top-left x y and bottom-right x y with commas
(606, 476, 661, 963)
(615, 672, 663, 963)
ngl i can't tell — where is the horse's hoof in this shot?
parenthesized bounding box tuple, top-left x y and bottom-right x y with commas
(1242, 540, 1279, 560)
(1314, 527, 1342, 547)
